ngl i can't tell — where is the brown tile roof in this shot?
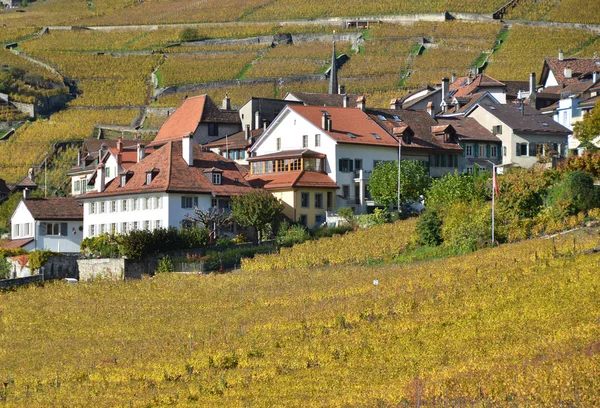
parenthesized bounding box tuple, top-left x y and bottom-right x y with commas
(289, 105, 399, 147)
(247, 149, 326, 162)
(367, 108, 463, 152)
(80, 141, 253, 199)
(2, 238, 33, 249)
(503, 80, 530, 100)
(286, 92, 358, 108)
(437, 117, 500, 143)
(151, 95, 241, 146)
(23, 197, 83, 220)
(543, 57, 600, 86)
(449, 74, 506, 99)
(579, 95, 600, 109)
(476, 104, 571, 134)
(14, 176, 37, 189)
(246, 171, 338, 190)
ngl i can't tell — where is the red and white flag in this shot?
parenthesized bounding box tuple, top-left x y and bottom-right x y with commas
(492, 168, 499, 197)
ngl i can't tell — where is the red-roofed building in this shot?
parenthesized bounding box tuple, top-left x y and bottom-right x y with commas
(78, 138, 253, 238)
(149, 95, 241, 148)
(6, 195, 83, 252)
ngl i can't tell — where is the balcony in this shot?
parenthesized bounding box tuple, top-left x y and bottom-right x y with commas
(353, 169, 371, 181)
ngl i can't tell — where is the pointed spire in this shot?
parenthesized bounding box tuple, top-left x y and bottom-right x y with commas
(328, 40, 338, 95)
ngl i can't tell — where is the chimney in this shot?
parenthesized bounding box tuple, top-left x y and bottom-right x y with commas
(343, 94, 350, 108)
(77, 150, 81, 166)
(338, 84, 345, 94)
(182, 133, 193, 166)
(564, 68, 572, 79)
(245, 124, 251, 140)
(137, 143, 145, 163)
(528, 72, 536, 95)
(389, 98, 402, 110)
(28, 167, 34, 181)
(99, 143, 107, 161)
(23, 188, 30, 200)
(222, 93, 231, 110)
(254, 110, 261, 130)
(321, 112, 329, 129)
(451, 72, 456, 83)
(97, 162, 106, 193)
(442, 77, 449, 102)
(467, 71, 473, 85)
(559, 49, 564, 61)
(117, 135, 123, 153)
(263, 119, 267, 131)
(426, 101, 434, 117)
(357, 95, 366, 111)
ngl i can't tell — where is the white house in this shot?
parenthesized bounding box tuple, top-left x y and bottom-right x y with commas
(6, 194, 83, 252)
(79, 138, 253, 238)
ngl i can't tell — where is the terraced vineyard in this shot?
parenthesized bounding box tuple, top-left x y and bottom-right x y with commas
(2, 226, 600, 406)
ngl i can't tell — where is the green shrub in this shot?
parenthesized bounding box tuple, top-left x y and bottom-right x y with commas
(179, 226, 210, 249)
(277, 224, 310, 247)
(156, 255, 173, 273)
(215, 237, 234, 247)
(311, 225, 353, 239)
(81, 233, 122, 258)
(0, 257, 11, 280)
(337, 207, 355, 227)
(179, 27, 199, 42)
(426, 171, 488, 211)
(441, 201, 491, 252)
(28, 250, 54, 271)
(546, 171, 598, 216)
(416, 209, 442, 247)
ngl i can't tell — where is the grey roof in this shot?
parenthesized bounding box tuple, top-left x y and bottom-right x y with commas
(477, 104, 571, 135)
(286, 92, 358, 108)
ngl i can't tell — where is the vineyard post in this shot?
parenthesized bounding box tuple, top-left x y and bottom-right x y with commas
(397, 135, 402, 212)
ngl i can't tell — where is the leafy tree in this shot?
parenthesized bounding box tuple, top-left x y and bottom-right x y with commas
(573, 100, 600, 151)
(0, 190, 44, 231)
(0, 257, 11, 280)
(368, 160, 429, 208)
(546, 170, 599, 216)
(185, 207, 232, 242)
(416, 209, 442, 247)
(231, 189, 284, 243)
(179, 27, 199, 42)
(426, 171, 488, 211)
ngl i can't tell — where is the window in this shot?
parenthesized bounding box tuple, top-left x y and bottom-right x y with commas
(299, 214, 308, 227)
(90, 225, 96, 237)
(82, 181, 87, 193)
(490, 146, 498, 157)
(155, 220, 162, 229)
(144, 221, 150, 230)
(276, 138, 281, 151)
(301, 192, 309, 208)
(156, 197, 162, 209)
(122, 199, 128, 212)
(315, 214, 324, 224)
(99, 201, 105, 214)
(133, 221, 139, 231)
(181, 196, 194, 209)
(339, 158, 354, 172)
(371, 133, 381, 140)
(106, 167, 111, 179)
(327, 192, 332, 210)
(146, 197, 152, 210)
(121, 175, 127, 187)
(314, 193, 323, 209)
(47, 223, 60, 236)
(342, 185, 350, 198)
(492, 125, 502, 135)
(503, 146, 507, 157)
(315, 134, 321, 147)
(121, 222, 128, 234)
(354, 159, 363, 170)
(212, 173, 222, 185)
(100, 224, 106, 234)
(146, 173, 152, 185)
(302, 135, 308, 148)
(516, 143, 528, 156)
(479, 144, 486, 158)
(89, 202, 96, 214)
(465, 144, 473, 157)
(74, 180, 81, 193)
(208, 123, 218, 136)
(133, 198, 139, 211)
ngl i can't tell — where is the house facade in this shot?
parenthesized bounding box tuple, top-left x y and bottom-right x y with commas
(79, 139, 253, 238)
(8, 195, 83, 252)
(468, 104, 571, 168)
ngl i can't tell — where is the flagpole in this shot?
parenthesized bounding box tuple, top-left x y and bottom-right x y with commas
(491, 162, 495, 247)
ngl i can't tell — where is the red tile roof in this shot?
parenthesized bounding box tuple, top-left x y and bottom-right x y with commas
(151, 95, 240, 146)
(80, 141, 253, 199)
(289, 105, 399, 147)
(450, 74, 506, 99)
(2, 238, 33, 249)
(203, 128, 263, 150)
(543, 57, 600, 86)
(246, 171, 338, 190)
(23, 198, 83, 220)
(437, 117, 500, 143)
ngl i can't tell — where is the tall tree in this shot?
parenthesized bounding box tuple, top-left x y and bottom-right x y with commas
(573, 100, 600, 150)
(368, 160, 430, 208)
(185, 206, 232, 242)
(231, 189, 284, 243)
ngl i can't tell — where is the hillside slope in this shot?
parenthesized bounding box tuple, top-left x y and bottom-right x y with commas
(1, 227, 600, 406)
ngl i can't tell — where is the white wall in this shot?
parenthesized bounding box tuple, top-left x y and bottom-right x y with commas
(11, 201, 34, 239)
(167, 194, 213, 229)
(544, 70, 559, 88)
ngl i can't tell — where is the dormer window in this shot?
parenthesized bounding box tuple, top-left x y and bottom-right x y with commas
(146, 173, 152, 185)
(212, 173, 221, 185)
(121, 175, 127, 187)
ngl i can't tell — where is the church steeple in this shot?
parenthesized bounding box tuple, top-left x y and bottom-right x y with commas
(328, 41, 338, 95)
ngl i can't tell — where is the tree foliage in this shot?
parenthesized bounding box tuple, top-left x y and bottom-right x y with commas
(186, 207, 232, 241)
(178, 27, 199, 42)
(231, 189, 284, 243)
(573, 100, 600, 150)
(426, 170, 488, 211)
(368, 160, 430, 208)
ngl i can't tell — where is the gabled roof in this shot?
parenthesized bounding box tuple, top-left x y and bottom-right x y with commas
(80, 141, 253, 199)
(367, 108, 462, 152)
(288, 105, 399, 147)
(541, 57, 600, 87)
(473, 104, 571, 135)
(14, 176, 37, 190)
(402, 88, 441, 109)
(151, 95, 240, 146)
(246, 171, 338, 190)
(284, 92, 358, 108)
(437, 117, 500, 143)
(203, 128, 263, 150)
(2, 238, 33, 249)
(449, 74, 506, 99)
(22, 197, 83, 221)
(579, 95, 600, 109)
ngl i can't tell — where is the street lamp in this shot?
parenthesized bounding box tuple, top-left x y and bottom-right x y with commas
(393, 128, 403, 212)
(485, 160, 505, 247)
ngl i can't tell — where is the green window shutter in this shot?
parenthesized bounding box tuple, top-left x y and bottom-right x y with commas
(474, 143, 479, 158)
